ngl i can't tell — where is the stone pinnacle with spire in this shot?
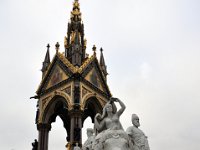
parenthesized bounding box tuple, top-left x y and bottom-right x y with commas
(100, 47, 108, 77)
(65, 0, 86, 66)
(41, 44, 51, 77)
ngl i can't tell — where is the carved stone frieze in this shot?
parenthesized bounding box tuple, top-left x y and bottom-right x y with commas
(82, 86, 92, 98)
(80, 84, 107, 111)
(62, 86, 72, 96)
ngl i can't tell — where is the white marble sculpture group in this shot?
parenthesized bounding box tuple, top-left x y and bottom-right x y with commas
(76, 97, 150, 150)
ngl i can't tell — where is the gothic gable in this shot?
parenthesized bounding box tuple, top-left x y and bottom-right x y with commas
(81, 58, 111, 97)
(45, 65, 69, 90)
(85, 68, 104, 92)
(37, 54, 74, 95)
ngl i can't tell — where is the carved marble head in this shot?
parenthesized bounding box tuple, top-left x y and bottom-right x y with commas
(86, 128, 94, 137)
(132, 114, 140, 128)
(101, 100, 117, 119)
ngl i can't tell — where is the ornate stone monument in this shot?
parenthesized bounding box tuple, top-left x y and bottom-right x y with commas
(31, 1, 111, 149)
(31, 0, 150, 150)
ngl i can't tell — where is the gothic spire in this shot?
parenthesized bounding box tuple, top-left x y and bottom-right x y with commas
(41, 44, 50, 77)
(100, 48, 108, 77)
(65, 0, 86, 66)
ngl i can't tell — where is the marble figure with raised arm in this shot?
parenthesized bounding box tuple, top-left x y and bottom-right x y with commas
(92, 97, 133, 150)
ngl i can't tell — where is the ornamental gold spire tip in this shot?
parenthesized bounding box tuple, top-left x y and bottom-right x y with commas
(71, 0, 81, 21)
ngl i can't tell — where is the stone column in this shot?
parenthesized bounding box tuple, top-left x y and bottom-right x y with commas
(69, 110, 83, 150)
(37, 123, 51, 150)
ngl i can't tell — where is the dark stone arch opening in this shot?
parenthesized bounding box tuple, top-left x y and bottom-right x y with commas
(82, 97, 103, 125)
(82, 97, 103, 143)
(43, 96, 71, 142)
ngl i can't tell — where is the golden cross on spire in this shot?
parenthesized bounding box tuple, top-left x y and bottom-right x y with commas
(74, 0, 79, 5)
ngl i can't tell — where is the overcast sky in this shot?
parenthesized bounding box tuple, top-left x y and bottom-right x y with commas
(0, 0, 200, 150)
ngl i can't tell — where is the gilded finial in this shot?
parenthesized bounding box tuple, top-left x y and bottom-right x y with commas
(71, 0, 81, 21)
(92, 45, 96, 55)
(55, 42, 60, 53)
(73, 0, 80, 9)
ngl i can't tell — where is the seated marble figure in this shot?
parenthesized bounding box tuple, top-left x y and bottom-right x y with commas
(126, 114, 150, 150)
(82, 128, 95, 150)
(92, 97, 133, 150)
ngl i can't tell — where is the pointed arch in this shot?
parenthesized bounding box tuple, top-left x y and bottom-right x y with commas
(40, 91, 73, 123)
(42, 95, 68, 123)
(41, 93, 73, 142)
(82, 96, 104, 124)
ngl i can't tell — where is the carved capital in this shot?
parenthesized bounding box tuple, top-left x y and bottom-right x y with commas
(37, 123, 51, 131)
